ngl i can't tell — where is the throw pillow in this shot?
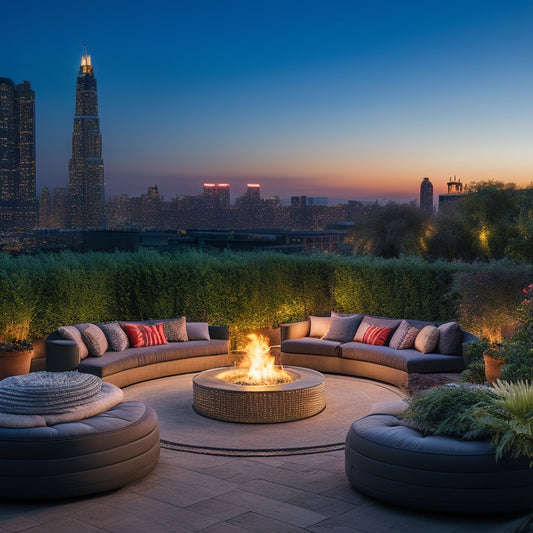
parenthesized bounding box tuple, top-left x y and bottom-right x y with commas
(99, 321, 129, 352)
(122, 323, 168, 348)
(186, 322, 210, 341)
(321, 315, 360, 343)
(414, 325, 440, 354)
(354, 316, 401, 343)
(162, 317, 188, 342)
(361, 325, 395, 346)
(58, 325, 89, 360)
(74, 323, 108, 357)
(309, 316, 331, 338)
(389, 320, 420, 350)
(437, 321, 463, 355)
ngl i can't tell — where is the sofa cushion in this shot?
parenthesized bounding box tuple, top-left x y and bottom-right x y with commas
(162, 317, 188, 342)
(438, 322, 463, 355)
(340, 342, 465, 373)
(322, 315, 360, 343)
(186, 322, 210, 341)
(354, 316, 401, 343)
(389, 320, 420, 350)
(58, 325, 89, 360)
(74, 323, 108, 357)
(78, 340, 230, 378)
(309, 316, 331, 338)
(361, 325, 395, 346)
(122, 323, 168, 348)
(414, 325, 440, 354)
(99, 321, 129, 352)
(281, 338, 341, 357)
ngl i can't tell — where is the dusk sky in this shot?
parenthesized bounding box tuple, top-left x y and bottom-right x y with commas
(3, 0, 533, 203)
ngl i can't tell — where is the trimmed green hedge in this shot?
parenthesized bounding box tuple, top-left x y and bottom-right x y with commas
(0, 250, 530, 343)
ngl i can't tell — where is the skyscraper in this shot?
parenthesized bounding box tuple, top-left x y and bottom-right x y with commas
(68, 49, 105, 228)
(0, 78, 37, 230)
(419, 177, 433, 214)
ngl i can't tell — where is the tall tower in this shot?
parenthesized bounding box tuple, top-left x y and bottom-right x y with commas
(419, 177, 433, 214)
(68, 48, 105, 228)
(0, 78, 37, 230)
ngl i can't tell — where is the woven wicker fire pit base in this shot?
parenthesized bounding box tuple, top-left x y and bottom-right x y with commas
(192, 366, 326, 423)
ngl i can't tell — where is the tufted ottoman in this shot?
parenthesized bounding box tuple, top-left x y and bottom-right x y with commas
(0, 372, 160, 500)
(345, 403, 533, 514)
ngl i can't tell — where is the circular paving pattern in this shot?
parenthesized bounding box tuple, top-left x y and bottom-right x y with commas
(123, 373, 404, 456)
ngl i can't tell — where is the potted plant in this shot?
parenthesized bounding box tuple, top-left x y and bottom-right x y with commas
(483, 343, 506, 384)
(0, 339, 34, 379)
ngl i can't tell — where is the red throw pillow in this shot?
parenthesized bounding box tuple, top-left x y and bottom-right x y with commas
(362, 325, 394, 346)
(122, 323, 168, 348)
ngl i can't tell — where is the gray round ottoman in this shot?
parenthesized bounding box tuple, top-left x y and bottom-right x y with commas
(345, 408, 533, 514)
(0, 400, 160, 500)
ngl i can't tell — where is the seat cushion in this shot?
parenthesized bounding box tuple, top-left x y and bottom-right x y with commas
(340, 341, 465, 373)
(281, 337, 341, 357)
(79, 340, 229, 378)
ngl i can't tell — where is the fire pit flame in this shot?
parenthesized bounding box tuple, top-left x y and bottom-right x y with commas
(218, 333, 293, 386)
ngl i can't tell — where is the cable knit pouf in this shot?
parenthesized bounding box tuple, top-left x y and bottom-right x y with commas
(0, 371, 160, 500)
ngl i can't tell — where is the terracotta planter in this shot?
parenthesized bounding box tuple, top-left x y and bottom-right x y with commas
(483, 354, 505, 384)
(0, 349, 33, 380)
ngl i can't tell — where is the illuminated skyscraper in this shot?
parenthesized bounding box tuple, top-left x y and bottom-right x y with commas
(419, 177, 433, 214)
(0, 78, 38, 230)
(68, 49, 105, 228)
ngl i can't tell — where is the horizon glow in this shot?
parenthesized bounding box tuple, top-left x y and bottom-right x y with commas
(2, 0, 533, 203)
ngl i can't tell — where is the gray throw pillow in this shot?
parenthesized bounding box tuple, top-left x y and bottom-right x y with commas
(438, 322, 463, 355)
(99, 321, 129, 352)
(74, 323, 108, 357)
(186, 322, 210, 341)
(322, 315, 360, 343)
(163, 317, 188, 342)
(58, 325, 89, 359)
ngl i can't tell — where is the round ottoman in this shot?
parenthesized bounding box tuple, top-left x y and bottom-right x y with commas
(0, 401, 160, 500)
(345, 408, 533, 514)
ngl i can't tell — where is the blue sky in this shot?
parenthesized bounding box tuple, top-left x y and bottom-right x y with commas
(3, 0, 533, 202)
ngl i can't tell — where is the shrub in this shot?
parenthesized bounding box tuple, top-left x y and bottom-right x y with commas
(399, 384, 497, 440)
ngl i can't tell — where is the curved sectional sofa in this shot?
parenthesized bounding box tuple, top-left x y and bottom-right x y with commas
(280, 313, 479, 389)
(46, 319, 231, 388)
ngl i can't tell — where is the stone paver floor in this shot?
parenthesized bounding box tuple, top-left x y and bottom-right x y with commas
(0, 448, 531, 533)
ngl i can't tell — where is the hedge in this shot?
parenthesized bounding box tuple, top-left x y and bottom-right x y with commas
(0, 250, 530, 343)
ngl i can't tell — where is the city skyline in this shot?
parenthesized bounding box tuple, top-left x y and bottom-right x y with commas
(2, 1, 533, 203)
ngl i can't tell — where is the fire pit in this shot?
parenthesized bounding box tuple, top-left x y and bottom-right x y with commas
(192, 334, 326, 423)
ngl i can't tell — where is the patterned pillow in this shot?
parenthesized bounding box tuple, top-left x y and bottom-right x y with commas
(162, 317, 188, 342)
(99, 321, 129, 352)
(58, 325, 89, 360)
(414, 325, 440, 354)
(389, 320, 420, 350)
(361, 325, 394, 346)
(122, 323, 168, 348)
(309, 316, 331, 338)
(354, 316, 401, 343)
(74, 323, 108, 357)
(322, 315, 360, 343)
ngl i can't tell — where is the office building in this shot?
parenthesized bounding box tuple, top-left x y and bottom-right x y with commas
(68, 49, 105, 228)
(0, 78, 38, 230)
(419, 177, 434, 214)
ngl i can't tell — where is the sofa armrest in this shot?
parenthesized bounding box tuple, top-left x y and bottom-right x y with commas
(461, 330, 480, 363)
(209, 325, 230, 341)
(46, 331, 81, 371)
(280, 320, 311, 342)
